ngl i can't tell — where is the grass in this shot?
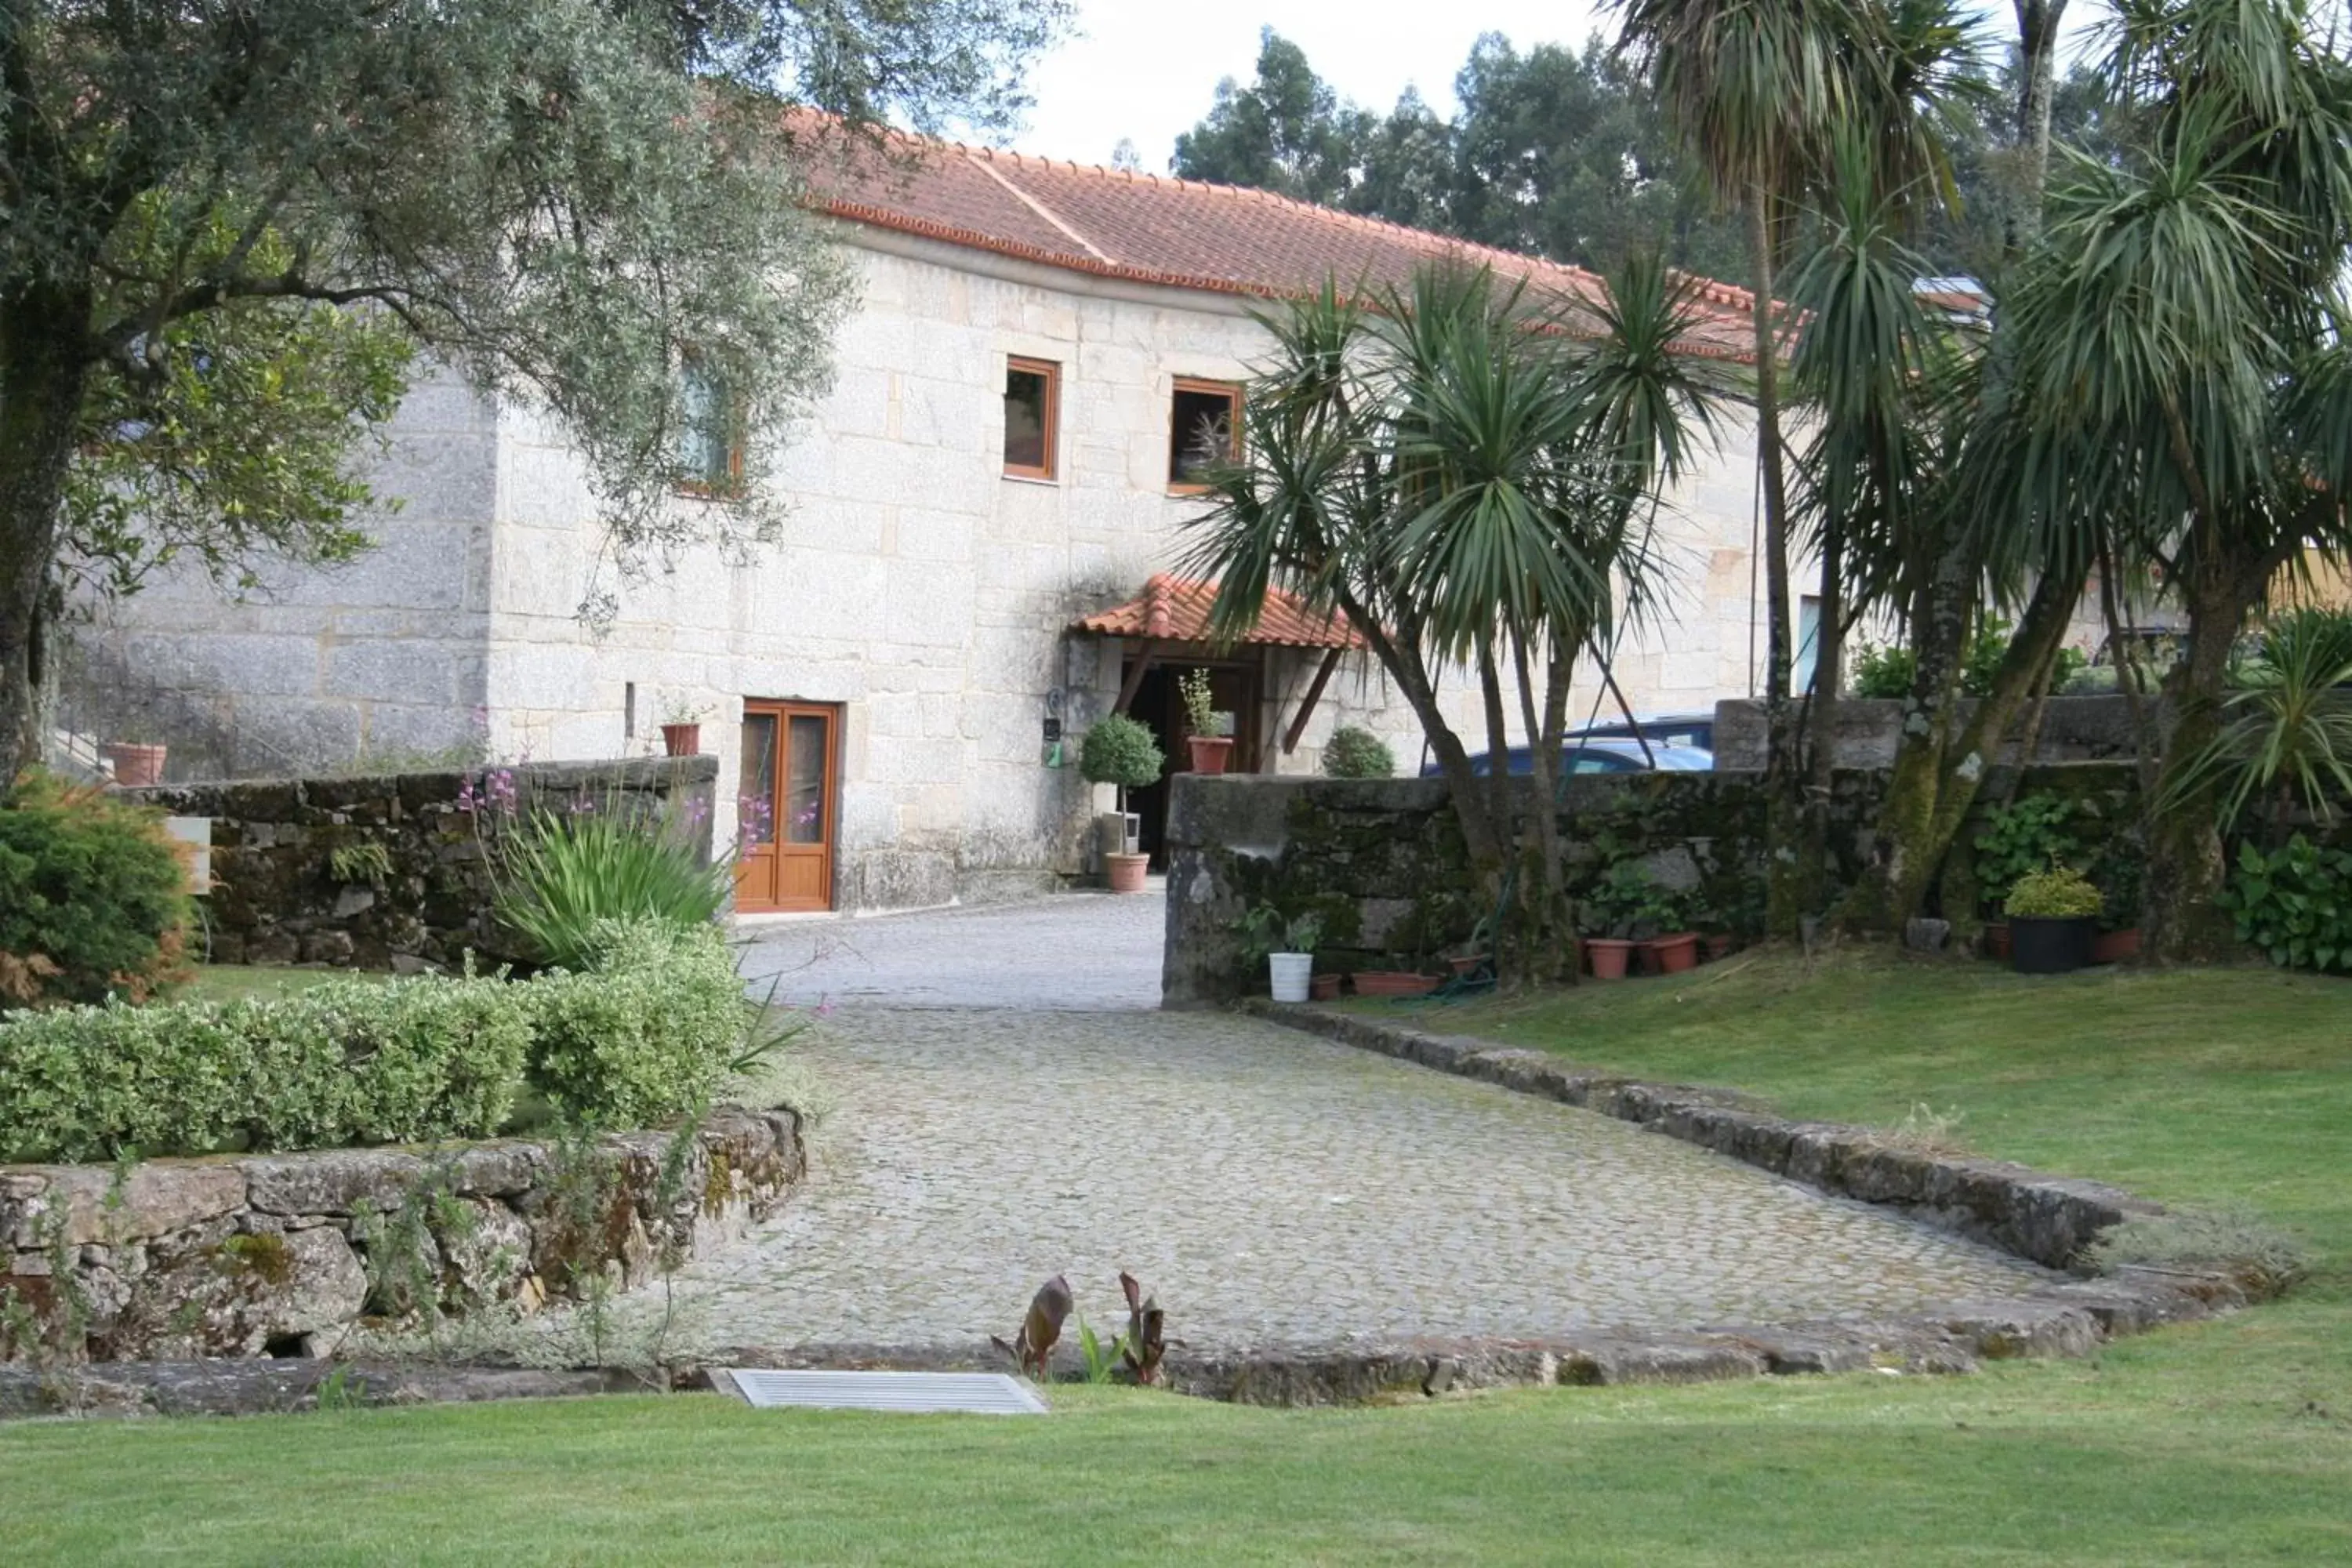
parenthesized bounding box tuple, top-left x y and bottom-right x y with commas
(180, 964, 344, 1005)
(5, 950, 2349, 1563)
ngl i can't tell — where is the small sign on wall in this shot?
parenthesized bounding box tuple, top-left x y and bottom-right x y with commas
(1042, 714, 1064, 768)
(164, 816, 212, 895)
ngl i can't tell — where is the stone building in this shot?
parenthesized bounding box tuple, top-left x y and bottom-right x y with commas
(60, 135, 1775, 915)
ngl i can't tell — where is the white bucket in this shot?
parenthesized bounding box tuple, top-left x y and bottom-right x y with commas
(1269, 952, 1313, 1004)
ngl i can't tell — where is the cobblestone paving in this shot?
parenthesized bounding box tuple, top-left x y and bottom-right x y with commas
(677, 1006, 2049, 1354)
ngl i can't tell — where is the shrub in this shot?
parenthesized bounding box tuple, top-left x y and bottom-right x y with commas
(0, 971, 532, 1163)
(2003, 864, 2103, 919)
(1849, 640, 1915, 699)
(525, 919, 746, 1127)
(1077, 713, 1164, 793)
(0, 771, 192, 1011)
(492, 799, 731, 971)
(1323, 725, 1396, 779)
(2220, 834, 2352, 973)
(1973, 793, 2082, 914)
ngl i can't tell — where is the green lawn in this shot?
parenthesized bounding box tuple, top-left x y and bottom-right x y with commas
(180, 964, 344, 1005)
(5, 952, 2349, 1564)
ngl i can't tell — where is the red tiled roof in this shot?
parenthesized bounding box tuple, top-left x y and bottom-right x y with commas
(1073, 574, 1366, 650)
(800, 130, 1757, 362)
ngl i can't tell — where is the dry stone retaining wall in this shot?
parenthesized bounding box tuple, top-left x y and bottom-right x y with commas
(129, 756, 716, 970)
(0, 1105, 801, 1363)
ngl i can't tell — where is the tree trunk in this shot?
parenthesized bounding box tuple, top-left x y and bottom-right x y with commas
(0, 289, 94, 784)
(1750, 196, 1805, 935)
(2009, 0, 2068, 251)
(2143, 554, 2252, 962)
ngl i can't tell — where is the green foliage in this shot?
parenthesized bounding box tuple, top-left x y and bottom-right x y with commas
(0, 771, 191, 1011)
(1077, 715, 1165, 792)
(1234, 903, 1325, 964)
(2002, 864, 2103, 919)
(1320, 725, 1396, 779)
(492, 801, 731, 971)
(1972, 793, 2082, 913)
(1848, 639, 1915, 699)
(1175, 669, 1218, 736)
(525, 920, 746, 1127)
(328, 840, 394, 887)
(0, 969, 532, 1163)
(2220, 836, 2352, 974)
(2086, 1206, 2310, 1297)
(2161, 610, 2352, 837)
(1577, 862, 1686, 940)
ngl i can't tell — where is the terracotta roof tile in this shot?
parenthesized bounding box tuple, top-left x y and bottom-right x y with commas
(1073, 574, 1365, 650)
(801, 130, 1756, 361)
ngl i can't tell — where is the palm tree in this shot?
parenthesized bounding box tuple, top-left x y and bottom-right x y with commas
(1181, 260, 1732, 977)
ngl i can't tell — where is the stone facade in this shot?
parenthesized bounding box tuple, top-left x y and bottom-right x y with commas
(130, 757, 714, 970)
(1160, 766, 2148, 1004)
(67, 219, 1773, 916)
(0, 1106, 803, 1363)
(1709, 694, 2171, 771)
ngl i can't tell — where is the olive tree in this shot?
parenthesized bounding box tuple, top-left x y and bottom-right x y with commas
(0, 0, 1069, 778)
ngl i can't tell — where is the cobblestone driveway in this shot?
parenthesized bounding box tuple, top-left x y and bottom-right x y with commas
(676, 1000, 2048, 1356)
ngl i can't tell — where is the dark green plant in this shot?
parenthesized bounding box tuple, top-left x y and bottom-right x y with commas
(0, 770, 192, 1011)
(1234, 903, 1326, 964)
(1321, 724, 1396, 779)
(492, 797, 731, 971)
(2003, 864, 2103, 919)
(2220, 836, 2352, 974)
(1078, 714, 1165, 813)
(2161, 612, 2352, 843)
(328, 840, 395, 887)
(1849, 639, 1915, 699)
(1579, 862, 1682, 940)
(1973, 793, 2082, 916)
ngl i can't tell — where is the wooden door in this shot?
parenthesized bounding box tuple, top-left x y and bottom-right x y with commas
(735, 702, 839, 913)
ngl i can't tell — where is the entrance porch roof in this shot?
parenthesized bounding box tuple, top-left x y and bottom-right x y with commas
(1071, 573, 1364, 651)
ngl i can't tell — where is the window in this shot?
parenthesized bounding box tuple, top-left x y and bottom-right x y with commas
(1004, 357, 1059, 479)
(677, 357, 742, 494)
(1169, 379, 1241, 489)
(1795, 593, 1823, 695)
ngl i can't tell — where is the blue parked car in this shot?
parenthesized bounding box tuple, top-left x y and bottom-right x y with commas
(1420, 738, 1715, 778)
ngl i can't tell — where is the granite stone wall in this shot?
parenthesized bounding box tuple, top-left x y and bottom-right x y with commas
(0, 1106, 802, 1363)
(1162, 764, 2147, 1005)
(1709, 695, 2169, 771)
(130, 757, 717, 970)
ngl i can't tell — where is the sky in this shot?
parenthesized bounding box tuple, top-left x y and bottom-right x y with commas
(1007, 2, 1617, 171)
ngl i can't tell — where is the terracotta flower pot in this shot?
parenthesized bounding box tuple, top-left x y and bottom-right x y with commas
(1643, 931, 1700, 975)
(1983, 921, 2012, 960)
(1447, 953, 1486, 977)
(1104, 851, 1150, 894)
(103, 742, 167, 787)
(1187, 735, 1234, 775)
(1352, 970, 1439, 997)
(1309, 973, 1343, 1001)
(659, 722, 702, 757)
(1701, 931, 1738, 963)
(1585, 938, 1634, 980)
(2092, 927, 2140, 964)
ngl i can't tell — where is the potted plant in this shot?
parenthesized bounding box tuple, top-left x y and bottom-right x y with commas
(1178, 669, 1236, 775)
(658, 695, 709, 757)
(1079, 713, 1164, 894)
(2092, 847, 2143, 964)
(1237, 903, 1325, 1003)
(1352, 967, 1440, 997)
(1309, 972, 1345, 1001)
(1577, 862, 1648, 980)
(1974, 793, 2080, 962)
(102, 739, 168, 787)
(1444, 915, 1494, 978)
(1633, 881, 1700, 975)
(2004, 862, 2104, 975)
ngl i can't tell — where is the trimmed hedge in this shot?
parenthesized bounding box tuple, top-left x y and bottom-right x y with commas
(528, 920, 746, 1127)
(0, 920, 750, 1163)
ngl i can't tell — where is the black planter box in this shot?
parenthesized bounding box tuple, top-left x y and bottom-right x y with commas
(2010, 914, 2096, 975)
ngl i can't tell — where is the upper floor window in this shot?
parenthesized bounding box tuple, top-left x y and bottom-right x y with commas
(1004, 356, 1060, 480)
(1170, 379, 1241, 491)
(677, 357, 742, 495)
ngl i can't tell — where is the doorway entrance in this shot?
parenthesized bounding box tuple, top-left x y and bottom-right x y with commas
(1126, 659, 1261, 866)
(736, 701, 840, 913)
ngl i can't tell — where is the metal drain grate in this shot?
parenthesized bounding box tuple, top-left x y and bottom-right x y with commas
(720, 1369, 1048, 1415)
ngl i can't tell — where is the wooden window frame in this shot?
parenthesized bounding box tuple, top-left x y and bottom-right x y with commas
(675, 354, 747, 499)
(1167, 377, 1243, 495)
(1003, 355, 1061, 482)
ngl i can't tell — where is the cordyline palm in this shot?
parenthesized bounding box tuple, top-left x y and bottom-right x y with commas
(1182, 260, 1730, 978)
(1976, 0, 2352, 957)
(2161, 610, 2352, 843)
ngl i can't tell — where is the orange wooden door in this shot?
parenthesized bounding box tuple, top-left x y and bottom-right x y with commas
(735, 702, 838, 913)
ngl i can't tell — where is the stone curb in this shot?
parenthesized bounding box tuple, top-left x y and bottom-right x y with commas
(0, 1358, 661, 1420)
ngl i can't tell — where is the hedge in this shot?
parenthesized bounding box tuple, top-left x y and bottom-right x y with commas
(0, 920, 749, 1163)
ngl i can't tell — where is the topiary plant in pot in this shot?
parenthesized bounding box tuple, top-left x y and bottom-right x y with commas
(2004, 863, 2103, 975)
(1079, 714, 1164, 893)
